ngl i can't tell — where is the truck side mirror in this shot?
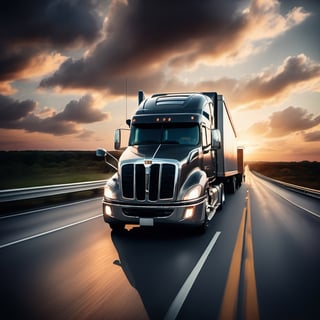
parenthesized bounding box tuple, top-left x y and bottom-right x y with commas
(96, 148, 119, 171)
(211, 129, 221, 150)
(114, 129, 121, 150)
(96, 148, 107, 157)
(114, 128, 130, 150)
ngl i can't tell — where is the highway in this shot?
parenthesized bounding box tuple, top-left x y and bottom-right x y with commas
(0, 169, 319, 320)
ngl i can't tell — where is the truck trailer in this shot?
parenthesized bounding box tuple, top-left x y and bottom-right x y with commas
(97, 91, 243, 232)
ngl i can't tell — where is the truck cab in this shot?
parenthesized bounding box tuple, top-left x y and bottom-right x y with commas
(97, 91, 241, 232)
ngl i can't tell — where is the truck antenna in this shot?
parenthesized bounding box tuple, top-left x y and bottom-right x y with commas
(125, 79, 128, 121)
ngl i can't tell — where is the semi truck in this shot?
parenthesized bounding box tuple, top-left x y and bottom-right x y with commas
(97, 91, 243, 232)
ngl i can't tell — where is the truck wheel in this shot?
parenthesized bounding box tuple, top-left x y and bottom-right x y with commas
(197, 217, 208, 234)
(218, 186, 225, 211)
(198, 200, 209, 234)
(109, 222, 125, 232)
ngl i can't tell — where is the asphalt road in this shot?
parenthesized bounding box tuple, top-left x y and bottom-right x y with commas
(0, 169, 319, 320)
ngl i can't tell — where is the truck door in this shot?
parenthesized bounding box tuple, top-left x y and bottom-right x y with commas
(201, 124, 215, 178)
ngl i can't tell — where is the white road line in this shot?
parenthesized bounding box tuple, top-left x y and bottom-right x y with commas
(257, 178, 320, 219)
(0, 197, 101, 220)
(0, 214, 102, 249)
(164, 231, 221, 320)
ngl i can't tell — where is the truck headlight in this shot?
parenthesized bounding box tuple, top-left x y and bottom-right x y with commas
(104, 184, 116, 199)
(183, 185, 202, 200)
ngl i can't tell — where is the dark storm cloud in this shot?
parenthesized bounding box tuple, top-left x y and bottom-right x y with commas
(21, 113, 80, 135)
(55, 95, 108, 123)
(0, 94, 108, 135)
(39, 0, 249, 92)
(0, 95, 36, 122)
(0, 0, 105, 81)
(39, 0, 312, 98)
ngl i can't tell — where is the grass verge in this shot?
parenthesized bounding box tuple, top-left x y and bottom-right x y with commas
(248, 161, 320, 190)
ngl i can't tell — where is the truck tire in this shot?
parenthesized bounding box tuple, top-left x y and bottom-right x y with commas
(197, 216, 208, 234)
(218, 185, 225, 211)
(198, 196, 210, 234)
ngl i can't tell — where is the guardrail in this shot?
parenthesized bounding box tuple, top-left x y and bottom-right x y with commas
(252, 171, 320, 199)
(0, 180, 107, 203)
(2, 173, 319, 203)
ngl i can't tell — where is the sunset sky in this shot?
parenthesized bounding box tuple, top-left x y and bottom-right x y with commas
(0, 0, 319, 161)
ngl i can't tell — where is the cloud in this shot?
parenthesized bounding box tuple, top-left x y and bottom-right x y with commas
(268, 106, 320, 136)
(0, 94, 109, 135)
(0, 95, 36, 122)
(245, 1, 308, 38)
(39, 0, 310, 94)
(0, 0, 104, 87)
(17, 53, 67, 80)
(55, 95, 108, 123)
(0, 81, 17, 95)
(254, 54, 320, 99)
(194, 54, 320, 109)
(245, 106, 320, 138)
(20, 113, 80, 135)
(304, 130, 320, 142)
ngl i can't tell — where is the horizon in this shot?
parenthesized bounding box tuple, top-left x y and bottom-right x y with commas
(1, 150, 319, 164)
(0, 0, 319, 161)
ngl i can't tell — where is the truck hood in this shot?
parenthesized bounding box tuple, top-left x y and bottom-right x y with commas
(120, 144, 198, 163)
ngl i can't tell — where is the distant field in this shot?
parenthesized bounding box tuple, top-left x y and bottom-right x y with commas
(1, 152, 319, 191)
(0, 151, 118, 189)
(248, 161, 320, 190)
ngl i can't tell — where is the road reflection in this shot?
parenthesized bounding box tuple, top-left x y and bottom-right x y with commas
(111, 226, 209, 319)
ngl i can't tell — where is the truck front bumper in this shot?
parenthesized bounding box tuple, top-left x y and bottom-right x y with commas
(102, 197, 207, 227)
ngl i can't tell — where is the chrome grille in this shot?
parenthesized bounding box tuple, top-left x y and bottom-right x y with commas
(121, 163, 176, 200)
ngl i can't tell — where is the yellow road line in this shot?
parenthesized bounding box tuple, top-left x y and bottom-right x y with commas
(219, 190, 259, 320)
(219, 207, 246, 320)
(244, 191, 259, 320)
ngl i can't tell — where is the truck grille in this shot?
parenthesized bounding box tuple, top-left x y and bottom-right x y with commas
(121, 163, 176, 200)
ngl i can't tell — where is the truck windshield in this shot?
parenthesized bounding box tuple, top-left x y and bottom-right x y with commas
(129, 123, 200, 146)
